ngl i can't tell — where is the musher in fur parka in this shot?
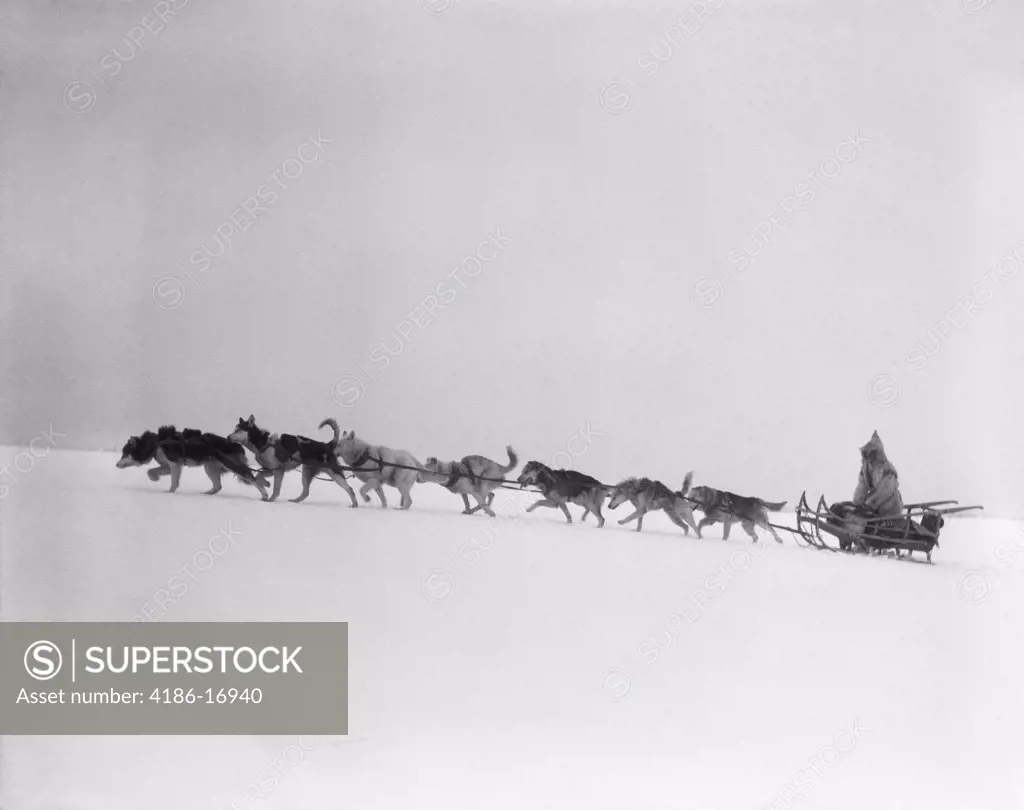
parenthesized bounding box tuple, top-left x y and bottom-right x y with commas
(852, 430, 904, 516)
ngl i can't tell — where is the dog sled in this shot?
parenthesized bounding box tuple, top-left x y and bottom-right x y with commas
(793, 493, 983, 562)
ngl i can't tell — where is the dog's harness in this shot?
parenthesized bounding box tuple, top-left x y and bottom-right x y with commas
(350, 449, 374, 469)
(253, 437, 290, 468)
(250, 431, 278, 457)
(443, 463, 476, 492)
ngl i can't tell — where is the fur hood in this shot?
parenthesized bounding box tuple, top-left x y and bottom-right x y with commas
(859, 430, 890, 464)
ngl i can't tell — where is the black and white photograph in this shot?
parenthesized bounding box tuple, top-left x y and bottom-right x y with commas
(1, 0, 1023, 807)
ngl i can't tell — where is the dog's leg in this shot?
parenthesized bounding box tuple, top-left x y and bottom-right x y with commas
(168, 463, 183, 493)
(250, 472, 270, 501)
(270, 470, 285, 502)
(696, 517, 716, 537)
(148, 463, 171, 482)
(526, 498, 557, 513)
(480, 487, 498, 511)
(460, 493, 474, 515)
(329, 471, 359, 507)
(665, 509, 695, 536)
(755, 511, 783, 543)
(741, 521, 758, 543)
(618, 508, 642, 526)
(665, 502, 695, 536)
(679, 507, 700, 537)
(664, 510, 688, 534)
(634, 496, 653, 532)
(399, 485, 413, 510)
(358, 480, 374, 503)
(465, 488, 492, 515)
(558, 501, 573, 524)
(721, 517, 733, 542)
(591, 499, 606, 528)
(290, 466, 316, 503)
(473, 491, 496, 518)
(372, 485, 388, 508)
(203, 463, 223, 495)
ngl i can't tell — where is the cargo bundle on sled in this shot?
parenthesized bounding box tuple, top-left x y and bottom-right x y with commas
(793, 494, 983, 562)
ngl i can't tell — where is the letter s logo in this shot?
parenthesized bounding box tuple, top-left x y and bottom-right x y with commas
(24, 640, 63, 680)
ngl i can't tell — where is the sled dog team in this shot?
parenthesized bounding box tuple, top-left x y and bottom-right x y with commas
(116, 415, 790, 543)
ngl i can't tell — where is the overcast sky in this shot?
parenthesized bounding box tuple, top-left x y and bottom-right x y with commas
(2, 0, 1022, 516)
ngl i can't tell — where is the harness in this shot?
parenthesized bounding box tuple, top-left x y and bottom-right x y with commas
(251, 431, 278, 458)
(443, 463, 476, 492)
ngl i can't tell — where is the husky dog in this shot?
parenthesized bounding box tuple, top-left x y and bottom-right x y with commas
(419, 446, 518, 517)
(333, 430, 421, 509)
(117, 426, 270, 499)
(117, 429, 173, 482)
(516, 460, 608, 527)
(228, 415, 358, 506)
(606, 473, 701, 536)
(688, 484, 786, 543)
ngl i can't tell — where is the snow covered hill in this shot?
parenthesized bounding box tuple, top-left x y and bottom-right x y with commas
(1, 448, 1022, 810)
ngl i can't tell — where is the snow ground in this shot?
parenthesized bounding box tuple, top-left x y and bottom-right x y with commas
(1, 447, 1022, 810)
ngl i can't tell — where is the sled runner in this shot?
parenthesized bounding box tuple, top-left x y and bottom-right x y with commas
(793, 493, 983, 562)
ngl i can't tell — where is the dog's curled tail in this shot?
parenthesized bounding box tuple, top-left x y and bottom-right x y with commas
(319, 417, 341, 447)
(763, 500, 787, 512)
(679, 470, 694, 497)
(500, 446, 519, 475)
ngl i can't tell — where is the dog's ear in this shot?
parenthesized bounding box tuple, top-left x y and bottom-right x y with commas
(247, 414, 255, 423)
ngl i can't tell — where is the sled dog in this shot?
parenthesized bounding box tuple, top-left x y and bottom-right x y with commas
(333, 430, 421, 509)
(516, 460, 608, 527)
(606, 473, 700, 536)
(228, 415, 358, 505)
(117, 426, 269, 499)
(688, 484, 786, 543)
(419, 446, 518, 517)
